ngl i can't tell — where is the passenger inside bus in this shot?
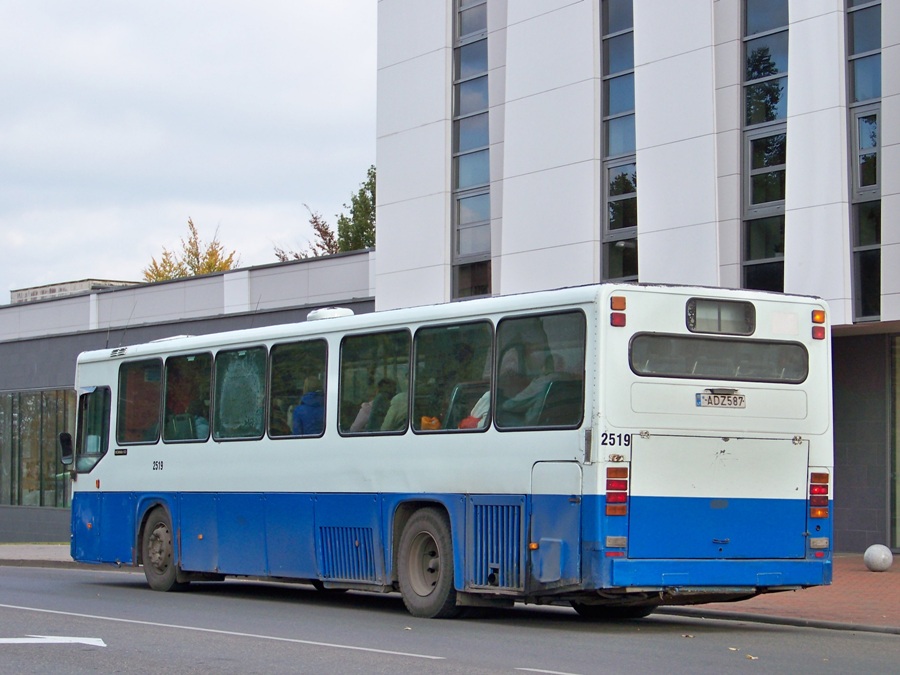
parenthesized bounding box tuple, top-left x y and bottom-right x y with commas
(498, 354, 561, 426)
(362, 378, 397, 431)
(458, 390, 490, 429)
(291, 376, 324, 435)
(381, 389, 409, 431)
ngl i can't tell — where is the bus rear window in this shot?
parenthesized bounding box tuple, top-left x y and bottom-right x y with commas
(630, 334, 808, 383)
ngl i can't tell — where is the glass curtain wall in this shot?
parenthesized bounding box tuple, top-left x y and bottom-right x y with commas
(453, 0, 491, 298)
(0, 389, 75, 507)
(847, 0, 881, 321)
(601, 0, 638, 280)
(742, 0, 789, 291)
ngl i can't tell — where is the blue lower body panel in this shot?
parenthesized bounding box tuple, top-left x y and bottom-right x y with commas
(609, 557, 831, 588)
(628, 495, 808, 559)
(71, 490, 832, 601)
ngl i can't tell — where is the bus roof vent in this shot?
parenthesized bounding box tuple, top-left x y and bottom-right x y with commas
(110, 347, 128, 358)
(307, 307, 354, 321)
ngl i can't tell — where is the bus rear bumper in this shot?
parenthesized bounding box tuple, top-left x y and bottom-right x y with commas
(606, 557, 832, 591)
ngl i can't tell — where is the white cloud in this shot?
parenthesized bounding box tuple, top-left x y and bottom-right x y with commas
(0, 0, 376, 299)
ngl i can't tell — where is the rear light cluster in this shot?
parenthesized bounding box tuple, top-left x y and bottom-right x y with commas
(606, 466, 628, 516)
(610, 296, 626, 327)
(811, 309, 826, 340)
(809, 472, 830, 518)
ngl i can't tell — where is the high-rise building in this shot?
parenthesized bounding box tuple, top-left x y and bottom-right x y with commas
(376, 0, 898, 551)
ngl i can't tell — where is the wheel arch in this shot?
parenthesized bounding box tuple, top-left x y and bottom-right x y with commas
(389, 498, 460, 588)
(134, 496, 177, 567)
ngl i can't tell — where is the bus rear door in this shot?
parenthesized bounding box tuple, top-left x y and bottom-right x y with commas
(627, 432, 809, 559)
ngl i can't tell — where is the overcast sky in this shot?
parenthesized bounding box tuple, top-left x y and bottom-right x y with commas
(0, 1, 376, 303)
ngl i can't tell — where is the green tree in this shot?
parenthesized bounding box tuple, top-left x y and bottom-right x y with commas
(143, 218, 240, 282)
(275, 165, 376, 260)
(336, 164, 376, 252)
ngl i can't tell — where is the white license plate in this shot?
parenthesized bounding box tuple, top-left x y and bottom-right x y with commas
(696, 393, 746, 408)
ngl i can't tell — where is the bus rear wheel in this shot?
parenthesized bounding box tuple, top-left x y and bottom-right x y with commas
(571, 601, 656, 620)
(397, 508, 461, 619)
(142, 507, 188, 592)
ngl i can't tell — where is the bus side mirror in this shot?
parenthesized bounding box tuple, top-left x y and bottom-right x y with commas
(59, 432, 74, 466)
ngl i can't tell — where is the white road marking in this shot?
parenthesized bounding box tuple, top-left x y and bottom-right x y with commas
(0, 603, 443, 660)
(0, 635, 106, 646)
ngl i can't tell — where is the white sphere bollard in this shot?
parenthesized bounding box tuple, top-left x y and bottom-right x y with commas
(864, 544, 893, 572)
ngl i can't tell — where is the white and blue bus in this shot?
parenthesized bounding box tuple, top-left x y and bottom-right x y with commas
(59, 283, 833, 619)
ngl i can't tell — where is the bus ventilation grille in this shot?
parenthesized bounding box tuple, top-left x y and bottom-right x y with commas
(471, 503, 524, 590)
(318, 526, 377, 582)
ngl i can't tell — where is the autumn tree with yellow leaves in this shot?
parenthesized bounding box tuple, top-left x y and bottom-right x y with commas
(142, 218, 240, 282)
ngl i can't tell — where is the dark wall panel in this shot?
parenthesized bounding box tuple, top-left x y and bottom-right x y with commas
(0, 300, 374, 393)
(832, 334, 888, 552)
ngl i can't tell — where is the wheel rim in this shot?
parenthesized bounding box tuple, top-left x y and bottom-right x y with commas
(146, 522, 172, 575)
(406, 530, 441, 597)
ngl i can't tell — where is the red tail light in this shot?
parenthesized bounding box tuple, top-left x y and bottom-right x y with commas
(606, 466, 628, 515)
(809, 472, 830, 518)
(610, 296, 626, 327)
(812, 309, 826, 340)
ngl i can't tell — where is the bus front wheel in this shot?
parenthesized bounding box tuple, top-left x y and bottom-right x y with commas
(397, 508, 461, 619)
(141, 507, 188, 592)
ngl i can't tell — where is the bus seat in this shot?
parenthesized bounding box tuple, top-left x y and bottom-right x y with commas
(167, 413, 194, 440)
(444, 381, 489, 430)
(535, 379, 583, 426)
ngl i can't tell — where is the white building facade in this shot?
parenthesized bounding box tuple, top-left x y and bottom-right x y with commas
(376, 0, 899, 551)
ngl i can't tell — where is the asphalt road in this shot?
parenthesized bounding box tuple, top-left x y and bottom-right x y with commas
(2, 566, 899, 674)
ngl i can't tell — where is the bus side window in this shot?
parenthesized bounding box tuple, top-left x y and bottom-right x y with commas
(339, 330, 411, 434)
(214, 347, 267, 440)
(412, 320, 493, 432)
(116, 359, 162, 444)
(163, 353, 212, 442)
(269, 340, 328, 438)
(495, 311, 586, 430)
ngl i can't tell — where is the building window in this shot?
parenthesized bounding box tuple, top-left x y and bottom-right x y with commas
(742, 0, 788, 291)
(601, 0, 637, 280)
(848, 1, 880, 321)
(0, 390, 75, 507)
(453, 0, 491, 299)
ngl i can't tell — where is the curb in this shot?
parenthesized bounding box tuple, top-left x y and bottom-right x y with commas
(657, 606, 900, 636)
(0, 559, 134, 573)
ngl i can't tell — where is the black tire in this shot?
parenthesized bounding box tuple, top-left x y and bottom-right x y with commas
(397, 508, 461, 619)
(571, 601, 656, 621)
(141, 507, 188, 591)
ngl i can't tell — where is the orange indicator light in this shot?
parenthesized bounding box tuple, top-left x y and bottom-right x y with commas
(810, 473, 829, 484)
(812, 309, 826, 324)
(606, 504, 628, 516)
(810, 507, 829, 519)
(611, 296, 626, 311)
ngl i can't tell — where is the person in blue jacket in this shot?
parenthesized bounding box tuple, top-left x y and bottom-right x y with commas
(291, 376, 324, 435)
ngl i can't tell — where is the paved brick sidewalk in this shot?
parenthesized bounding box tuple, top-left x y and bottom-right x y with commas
(664, 553, 900, 632)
